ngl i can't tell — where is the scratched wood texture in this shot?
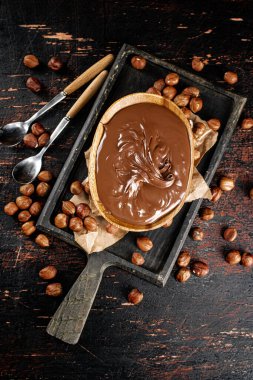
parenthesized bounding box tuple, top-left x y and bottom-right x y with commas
(0, 1, 253, 379)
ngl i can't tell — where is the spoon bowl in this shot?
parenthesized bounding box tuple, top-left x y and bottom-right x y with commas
(0, 122, 29, 146)
(12, 154, 42, 184)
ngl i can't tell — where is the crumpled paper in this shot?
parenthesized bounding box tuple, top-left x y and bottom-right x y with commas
(71, 112, 218, 253)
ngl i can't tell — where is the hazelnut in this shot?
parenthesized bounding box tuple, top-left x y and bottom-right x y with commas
(241, 118, 253, 130)
(18, 210, 31, 222)
(200, 207, 214, 221)
(226, 250, 241, 265)
(219, 176, 235, 191)
(146, 87, 161, 95)
(182, 86, 200, 97)
(136, 236, 153, 252)
(190, 227, 204, 241)
(46, 283, 62, 297)
(191, 261, 209, 277)
(177, 251, 191, 267)
(106, 223, 119, 234)
(249, 188, 253, 200)
(70, 180, 83, 195)
(48, 56, 63, 71)
(21, 220, 36, 236)
(37, 170, 53, 182)
(62, 200, 76, 216)
(241, 253, 253, 268)
(192, 122, 205, 138)
(224, 71, 238, 85)
(23, 54, 40, 68)
(39, 265, 57, 280)
(54, 213, 69, 229)
(23, 133, 38, 148)
(131, 56, 146, 70)
(176, 267, 191, 282)
(83, 216, 98, 232)
(128, 288, 143, 305)
(31, 122, 45, 136)
(36, 182, 51, 197)
(19, 183, 34, 196)
(76, 203, 91, 219)
(194, 150, 201, 160)
(69, 217, 83, 232)
(173, 94, 190, 107)
(131, 252, 145, 266)
(165, 73, 179, 86)
(16, 196, 32, 210)
(154, 78, 165, 92)
(38, 132, 50, 147)
(162, 86, 177, 100)
(223, 227, 237, 242)
(26, 76, 42, 93)
(181, 107, 191, 119)
(190, 97, 203, 113)
(83, 181, 90, 194)
(29, 201, 43, 216)
(35, 234, 50, 247)
(4, 202, 19, 216)
(191, 58, 204, 72)
(210, 186, 222, 202)
(207, 119, 221, 131)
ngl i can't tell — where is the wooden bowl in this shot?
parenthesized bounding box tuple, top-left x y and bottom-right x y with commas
(89, 93, 194, 231)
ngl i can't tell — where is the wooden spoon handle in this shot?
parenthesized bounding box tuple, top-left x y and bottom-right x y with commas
(66, 70, 108, 119)
(63, 54, 113, 95)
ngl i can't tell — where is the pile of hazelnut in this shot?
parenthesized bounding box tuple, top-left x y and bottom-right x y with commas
(176, 251, 209, 283)
(23, 121, 50, 149)
(39, 265, 62, 297)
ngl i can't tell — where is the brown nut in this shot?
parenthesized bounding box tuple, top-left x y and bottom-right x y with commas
(23, 54, 40, 68)
(36, 182, 51, 197)
(192, 122, 206, 138)
(250, 188, 253, 200)
(176, 267, 191, 282)
(190, 227, 204, 241)
(76, 203, 91, 219)
(210, 186, 222, 202)
(106, 223, 119, 234)
(146, 87, 161, 95)
(26, 76, 42, 93)
(16, 196, 32, 210)
(181, 107, 191, 119)
(29, 201, 43, 216)
(223, 227, 237, 242)
(18, 210, 31, 222)
(70, 180, 83, 195)
(48, 56, 63, 71)
(4, 202, 19, 216)
(226, 250, 241, 265)
(39, 265, 57, 280)
(62, 200, 76, 216)
(154, 78, 165, 91)
(241, 118, 253, 130)
(165, 72, 179, 86)
(182, 86, 200, 97)
(177, 251, 191, 267)
(37, 170, 53, 182)
(207, 119, 221, 131)
(131, 252, 145, 266)
(241, 253, 253, 268)
(128, 288, 143, 304)
(191, 261, 209, 277)
(84, 216, 98, 232)
(219, 176, 235, 191)
(194, 149, 201, 160)
(200, 207, 214, 221)
(224, 71, 238, 85)
(46, 283, 62, 297)
(35, 234, 50, 247)
(54, 213, 69, 229)
(23, 133, 38, 148)
(131, 56, 146, 70)
(83, 181, 90, 194)
(38, 132, 50, 147)
(136, 236, 153, 252)
(173, 94, 190, 107)
(31, 122, 45, 136)
(192, 58, 204, 72)
(162, 86, 177, 100)
(19, 183, 35, 196)
(21, 220, 36, 236)
(69, 217, 83, 232)
(190, 97, 203, 113)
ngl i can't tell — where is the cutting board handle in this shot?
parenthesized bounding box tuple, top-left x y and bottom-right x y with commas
(47, 252, 112, 344)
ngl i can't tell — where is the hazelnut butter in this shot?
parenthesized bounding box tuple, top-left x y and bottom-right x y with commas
(96, 102, 191, 225)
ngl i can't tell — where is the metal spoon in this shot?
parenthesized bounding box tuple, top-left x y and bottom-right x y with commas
(12, 70, 108, 184)
(0, 54, 113, 147)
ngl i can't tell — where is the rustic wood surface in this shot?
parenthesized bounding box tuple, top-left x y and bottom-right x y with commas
(0, 1, 253, 379)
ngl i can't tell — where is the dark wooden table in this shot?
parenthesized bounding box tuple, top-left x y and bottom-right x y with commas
(1, 1, 253, 379)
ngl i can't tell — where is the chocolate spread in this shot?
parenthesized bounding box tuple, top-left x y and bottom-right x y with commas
(96, 102, 191, 225)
